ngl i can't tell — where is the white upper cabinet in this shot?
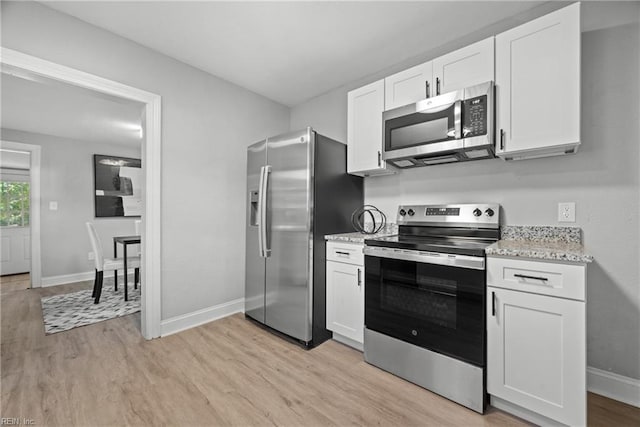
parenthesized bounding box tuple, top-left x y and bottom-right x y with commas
(347, 79, 393, 176)
(433, 37, 495, 95)
(495, 3, 581, 160)
(384, 61, 433, 110)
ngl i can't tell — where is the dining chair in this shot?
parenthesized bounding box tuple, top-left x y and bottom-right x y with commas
(133, 219, 142, 289)
(86, 222, 140, 304)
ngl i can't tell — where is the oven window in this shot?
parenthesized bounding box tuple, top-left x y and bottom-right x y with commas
(365, 255, 486, 367)
(385, 103, 457, 152)
(381, 270, 457, 329)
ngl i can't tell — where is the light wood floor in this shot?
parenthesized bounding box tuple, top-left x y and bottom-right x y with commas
(0, 273, 31, 294)
(2, 283, 639, 426)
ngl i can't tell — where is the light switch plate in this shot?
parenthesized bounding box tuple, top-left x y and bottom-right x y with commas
(558, 202, 576, 222)
(49, 201, 58, 211)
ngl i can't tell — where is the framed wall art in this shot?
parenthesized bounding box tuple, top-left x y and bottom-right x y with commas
(93, 154, 142, 217)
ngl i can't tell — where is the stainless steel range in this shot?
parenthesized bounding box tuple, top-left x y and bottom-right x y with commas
(363, 203, 500, 413)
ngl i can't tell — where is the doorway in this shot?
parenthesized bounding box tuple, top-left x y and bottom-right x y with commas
(0, 150, 31, 292)
(0, 47, 162, 339)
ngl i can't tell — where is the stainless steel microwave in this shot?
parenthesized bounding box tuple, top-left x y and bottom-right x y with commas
(382, 81, 495, 168)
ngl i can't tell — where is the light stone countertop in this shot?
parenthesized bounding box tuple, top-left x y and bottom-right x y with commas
(485, 239, 593, 263)
(486, 225, 593, 263)
(325, 224, 398, 244)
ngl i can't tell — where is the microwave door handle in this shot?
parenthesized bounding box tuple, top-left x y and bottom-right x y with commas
(454, 99, 462, 139)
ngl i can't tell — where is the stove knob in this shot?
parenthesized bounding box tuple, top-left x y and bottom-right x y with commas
(399, 209, 406, 216)
(407, 209, 415, 216)
(485, 208, 495, 217)
(473, 208, 482, 217)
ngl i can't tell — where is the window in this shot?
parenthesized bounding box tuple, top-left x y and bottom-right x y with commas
(0, 182, 30, 227)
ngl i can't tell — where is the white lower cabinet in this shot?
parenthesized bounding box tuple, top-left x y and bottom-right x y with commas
(326, 241, 364, 350)
(487, 256, 586, 426)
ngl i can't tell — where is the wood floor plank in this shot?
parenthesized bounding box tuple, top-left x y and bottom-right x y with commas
(2, 284, 638, 426)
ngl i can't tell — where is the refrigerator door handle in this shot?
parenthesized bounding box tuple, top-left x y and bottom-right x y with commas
(260, 165, 272, 257)
(257, 166, 265, 258)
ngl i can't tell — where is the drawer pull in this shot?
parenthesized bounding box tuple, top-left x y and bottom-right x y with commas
(335, 251, 351, 256)
(514, 273, 548, 282)
(491, 291, 496, 316)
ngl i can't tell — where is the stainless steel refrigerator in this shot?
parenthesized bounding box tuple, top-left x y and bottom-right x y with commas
(245, 127, 363, 347)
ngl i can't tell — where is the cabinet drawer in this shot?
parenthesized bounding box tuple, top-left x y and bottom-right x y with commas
(326, 241, 364, 266)
(487, 256, 586, 301)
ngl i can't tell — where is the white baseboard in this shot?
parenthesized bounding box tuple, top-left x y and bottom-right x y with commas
(332, 333, 363, 352)
(41, 271, 95, 287)
(160, 298, 245, 337)
(490, 395, 566, 427)
(40, 270, 134, 287)
(587, 366, 640, 408)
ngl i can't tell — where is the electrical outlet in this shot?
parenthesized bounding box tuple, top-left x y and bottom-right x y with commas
(558, 202, 576, 222)
(88, 252, 95, 260)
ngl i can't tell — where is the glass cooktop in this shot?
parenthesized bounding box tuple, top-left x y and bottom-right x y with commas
(364, 234, 496, 257)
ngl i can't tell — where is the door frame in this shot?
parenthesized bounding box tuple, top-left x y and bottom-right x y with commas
(0, 47, 162, 339)
(0, 141, 41, 285)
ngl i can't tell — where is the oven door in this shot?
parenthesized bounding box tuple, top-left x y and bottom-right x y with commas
(364, 247, 486, 367)
(383, 89, 463, 161)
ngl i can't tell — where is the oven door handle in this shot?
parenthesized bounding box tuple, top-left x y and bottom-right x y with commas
(363, 246, 485, 270)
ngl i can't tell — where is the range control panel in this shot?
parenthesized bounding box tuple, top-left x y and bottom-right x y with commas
(397, 203, 500, 228)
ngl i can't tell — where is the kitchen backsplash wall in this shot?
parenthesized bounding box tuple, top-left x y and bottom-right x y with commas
(290, 7, 640, 381)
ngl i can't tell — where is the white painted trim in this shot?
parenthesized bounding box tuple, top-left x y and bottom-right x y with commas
(490, 395, 565, 427)
(160, 298, 245, 337)
(41, 270, 138, 287)
(332, 334, 364, 352)
(1, 47, 162, 339)
(587, 366, 640, 408)
(0, 140, 41, 287)
(41, 271, 94, 287)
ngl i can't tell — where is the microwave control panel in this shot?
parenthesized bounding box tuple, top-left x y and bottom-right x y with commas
(463, 95, 487, 137)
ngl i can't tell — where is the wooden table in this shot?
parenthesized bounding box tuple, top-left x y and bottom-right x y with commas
(113, 235, 141, 301)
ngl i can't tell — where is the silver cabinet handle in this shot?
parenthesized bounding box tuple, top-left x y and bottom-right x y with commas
(357, 268, 362, 287)
(377, 151, 381, 167)
(436, 77, 441, 95)
(425, 81, 430, 98)
(335, 251, 350, 256)
(500, 129, 505, 151)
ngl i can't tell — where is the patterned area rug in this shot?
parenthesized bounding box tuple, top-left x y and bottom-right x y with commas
(41, 278, 140, 334)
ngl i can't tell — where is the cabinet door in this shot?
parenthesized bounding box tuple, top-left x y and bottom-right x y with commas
(433, 37, 494, 95)
(487, 287, 586, 426)
(384, 61, 433, 110)
(347, 80, 389, 175)
(495, 3, 580, 157)
(326, 261, 364, 344)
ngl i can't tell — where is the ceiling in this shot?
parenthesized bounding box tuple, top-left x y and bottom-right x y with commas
(42, 1, 549, 107)
(1, 69, 145, 146)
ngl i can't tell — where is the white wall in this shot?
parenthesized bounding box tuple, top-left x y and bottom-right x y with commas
(290, 6, 640, 381)
(0, 1, 291, 319)
(1, 129, 140, 279)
